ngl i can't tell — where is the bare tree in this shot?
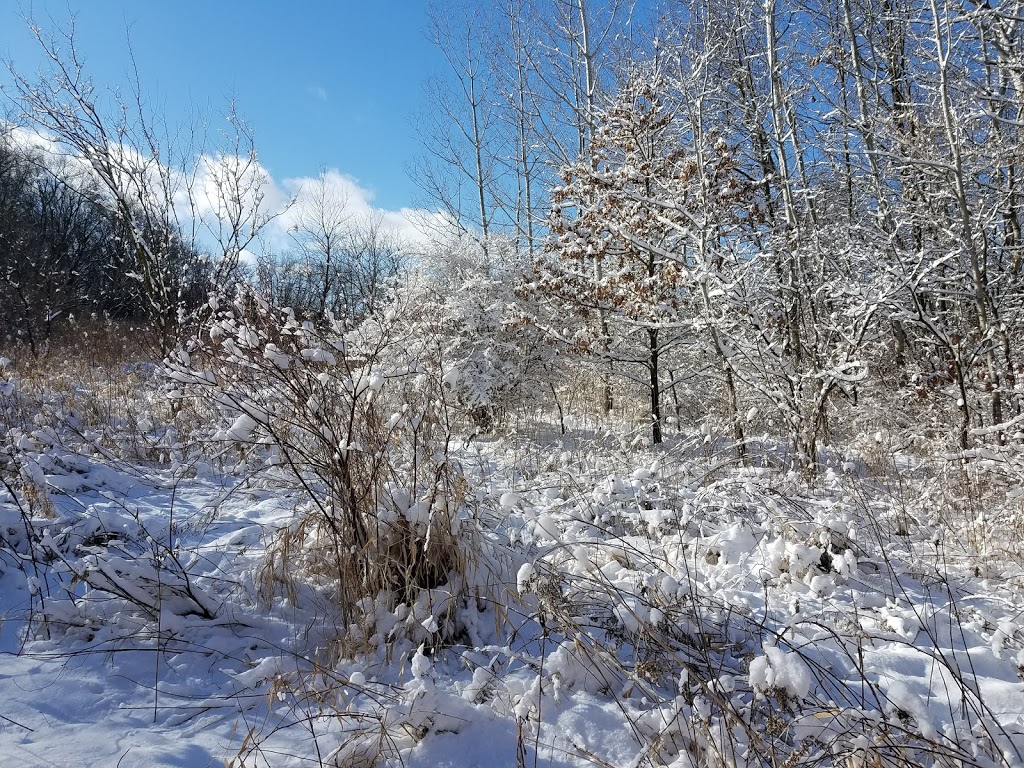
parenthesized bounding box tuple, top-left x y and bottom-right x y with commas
(412, 1, 500, 252)
(336, 212, 406, 323)
(287, 170, 352, 319)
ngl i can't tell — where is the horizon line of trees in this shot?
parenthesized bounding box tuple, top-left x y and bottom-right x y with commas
(0, 130, 211, 355)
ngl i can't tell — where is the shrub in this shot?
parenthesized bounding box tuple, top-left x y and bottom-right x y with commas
(165, 287, 506, 657)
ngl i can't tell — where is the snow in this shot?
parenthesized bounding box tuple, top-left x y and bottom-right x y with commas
(534, 513, 561, 542)
(410, 644, 432, 678)
(499, 491, 521, 508)
(262, 343, 290, 369)
(516, 562, 536, 594)
(749, 645, 812, 699)
(2, 389, 1024, 767)
(224, 412, 258, 442)
(299, 347, 337, 365)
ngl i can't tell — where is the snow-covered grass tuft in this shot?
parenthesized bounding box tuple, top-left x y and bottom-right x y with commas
(167, 288, 517, 664)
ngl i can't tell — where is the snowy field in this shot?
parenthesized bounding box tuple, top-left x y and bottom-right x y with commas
(2, 383, 1024, 768)
(6, 0, 1024, 764)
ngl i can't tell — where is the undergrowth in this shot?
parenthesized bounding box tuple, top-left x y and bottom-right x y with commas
(2, 309, 1024, 767)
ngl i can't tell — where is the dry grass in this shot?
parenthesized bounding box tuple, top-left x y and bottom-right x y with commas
(0, 319, 179, 464)
(4, 304, 1024, 767)
(166, 289, 508, 663)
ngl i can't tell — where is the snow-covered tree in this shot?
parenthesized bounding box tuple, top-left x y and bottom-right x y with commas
(537, 68, 745, 444)
(396, 233, 561, 431)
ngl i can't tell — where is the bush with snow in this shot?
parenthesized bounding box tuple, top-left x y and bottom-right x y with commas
(392, 233, 563, 431)
(164, 286, 512, 657)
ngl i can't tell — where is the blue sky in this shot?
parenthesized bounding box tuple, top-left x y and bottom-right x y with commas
(1, 0, 441, 214)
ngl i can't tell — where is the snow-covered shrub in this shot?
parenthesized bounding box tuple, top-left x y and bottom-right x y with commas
(392, 233, 562, 432)
(165, 286, 508, 656)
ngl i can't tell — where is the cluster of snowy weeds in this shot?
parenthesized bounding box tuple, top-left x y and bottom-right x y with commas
(481, 443, 1021, 767)
(220, 433, 1024, 767)
(0, 351, 183, 473)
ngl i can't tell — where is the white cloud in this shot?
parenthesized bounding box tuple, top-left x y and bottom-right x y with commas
(7, 124, 186, 214)
(267, 168, 434, 250)
(5, 125, 64, 157)
(306, 84, 329, 103)
(190, 152, 283, 232)
(4, 123, 439, 257)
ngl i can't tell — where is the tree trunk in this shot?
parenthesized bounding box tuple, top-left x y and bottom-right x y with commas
(649, 327, 662, 445)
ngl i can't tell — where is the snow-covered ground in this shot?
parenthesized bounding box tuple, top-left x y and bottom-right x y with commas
(2, 412, 1024, 767)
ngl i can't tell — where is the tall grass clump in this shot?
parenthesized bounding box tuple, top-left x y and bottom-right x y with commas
(165, 288, 508, 659)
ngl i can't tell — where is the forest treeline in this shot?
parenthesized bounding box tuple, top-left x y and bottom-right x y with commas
(0, 133, 210, 355)
(415, 0, 1024, 463)
(2, 0, 1024, 469)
